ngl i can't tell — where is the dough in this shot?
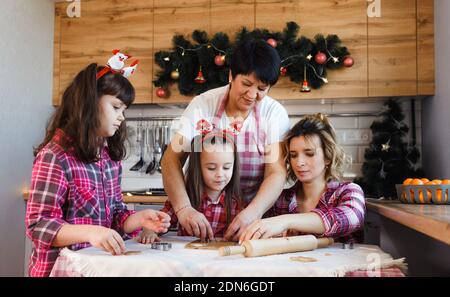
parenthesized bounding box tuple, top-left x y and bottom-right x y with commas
(185, 239, 238, 250)
(290, 256, 317, 262)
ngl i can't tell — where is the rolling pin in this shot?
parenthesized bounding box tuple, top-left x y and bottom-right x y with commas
(219, 235, 334, 257)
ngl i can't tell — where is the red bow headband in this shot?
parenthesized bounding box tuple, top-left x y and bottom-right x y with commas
(196, 119, 243, 145)
(96, 49, 139, 80)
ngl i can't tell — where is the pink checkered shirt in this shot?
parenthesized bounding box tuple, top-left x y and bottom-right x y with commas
(162, 191, 241, 237)
(25, 129, 139, 277)
(268, 181, 366, 243)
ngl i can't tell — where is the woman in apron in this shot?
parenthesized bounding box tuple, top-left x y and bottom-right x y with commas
(161, 39, 290, 241)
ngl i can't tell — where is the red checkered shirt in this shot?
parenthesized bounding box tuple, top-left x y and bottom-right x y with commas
(267, 181, 366, 243)
(25, 129, 139, 277)
(162, 191, 241, 237)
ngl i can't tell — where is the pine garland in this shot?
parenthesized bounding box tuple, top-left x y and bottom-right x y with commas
(153, 22, 353, 97)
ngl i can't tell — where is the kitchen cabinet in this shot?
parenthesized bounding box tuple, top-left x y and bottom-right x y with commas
(368, 0, 434, 96)
(152, 0, 210, 104)
(256, 0, 368, 99)
(52, 0, 435, 105)
(54, 0, 154, 105)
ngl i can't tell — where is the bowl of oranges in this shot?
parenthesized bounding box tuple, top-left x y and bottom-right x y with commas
(396, 178, 450, 204)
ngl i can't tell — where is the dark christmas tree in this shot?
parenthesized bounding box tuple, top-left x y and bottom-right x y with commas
(354, 99, 424, 199)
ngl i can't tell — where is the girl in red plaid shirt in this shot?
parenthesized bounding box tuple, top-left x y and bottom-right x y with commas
(25, 62, 170, 277)
(139, 130, 243, 243)
(240, 113, 365, 244)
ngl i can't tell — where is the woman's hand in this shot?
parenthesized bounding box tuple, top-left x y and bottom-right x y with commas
(87, 226, 126, 255)
(140, 209, 171, 233)
(136, 228, 160, 244)
(224, 207, 259, 242)
(177, 206, 214, 241)
(238, 215, 289, 244)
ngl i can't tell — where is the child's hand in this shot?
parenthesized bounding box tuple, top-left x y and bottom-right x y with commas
(139, 209, 171, 233)
(88, 226, 126, 255)
(136, 229, 160, 244)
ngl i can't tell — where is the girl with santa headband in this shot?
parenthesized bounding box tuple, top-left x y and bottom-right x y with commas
(25, 51, 170, 277)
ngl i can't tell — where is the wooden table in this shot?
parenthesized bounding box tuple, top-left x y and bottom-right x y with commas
(366, 198, 450, 246)
(49, 234, 405, 277)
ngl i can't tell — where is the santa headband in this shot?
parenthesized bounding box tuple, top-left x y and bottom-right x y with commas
(96, 49, 139, 80)
(196, 119, 242, 145)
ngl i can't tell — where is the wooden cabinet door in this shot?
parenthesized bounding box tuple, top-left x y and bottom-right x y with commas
(153, 0, 210, 104)
(210, 0, 255, 35)
(55, 0, 153, 105)
(368, 0, 417, 96)
(417, 0, 434, 95)
(255, 0, 368, 100)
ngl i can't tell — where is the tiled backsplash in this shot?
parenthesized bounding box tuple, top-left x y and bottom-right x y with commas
(121, 98, 422, 190)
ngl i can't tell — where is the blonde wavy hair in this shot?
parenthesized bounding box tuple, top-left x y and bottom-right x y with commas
(283, 113, 351, 182)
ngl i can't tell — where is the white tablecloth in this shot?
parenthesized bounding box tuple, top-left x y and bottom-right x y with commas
(51, 234, 406, 277)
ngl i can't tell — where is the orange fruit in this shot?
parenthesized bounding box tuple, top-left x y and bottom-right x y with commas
(425, 181, 438, 203)
(403, 178, 413, 185)
(411, 179, 424, 203)
(420, 178, 430, 183)
(431, 179, 442, 185)
(401, 178, 414, 201)
(442, 179, 450, 203)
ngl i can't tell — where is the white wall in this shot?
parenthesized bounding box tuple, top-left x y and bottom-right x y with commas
(422, 0, 450, 179)
(0, 0, 54, 276)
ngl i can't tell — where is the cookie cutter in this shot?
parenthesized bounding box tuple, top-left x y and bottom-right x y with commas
(151, 242, 172, 251)
(341, 242, 354, 249)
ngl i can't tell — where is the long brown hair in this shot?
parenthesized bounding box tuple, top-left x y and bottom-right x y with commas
(34, 63, 135, 162)
(283, 113, 350, 182)
(185, 134, 242, 225)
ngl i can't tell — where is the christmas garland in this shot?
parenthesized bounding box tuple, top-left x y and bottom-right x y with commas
(153, 22, 354, 98)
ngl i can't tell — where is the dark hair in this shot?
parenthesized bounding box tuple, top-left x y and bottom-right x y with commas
(283, 113, 350, 182)
(34, 63, 135, 162)
(230, 39, 281, 86)
(185, 134, 242, 225)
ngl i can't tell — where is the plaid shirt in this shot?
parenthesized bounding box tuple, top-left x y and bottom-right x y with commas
(268, 181, 365, 243)
(25, 129, 139, 277)
(162, 191, 241, 237)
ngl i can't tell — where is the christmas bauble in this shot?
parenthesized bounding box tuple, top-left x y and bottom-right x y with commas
(170, 69, 179, 80)
(266, 38, 277, 48)
(156, 87, 167, 98)
(343, 56, 354, 67)
(214, 55, 225, 66)
(314, 52, 327, 65)
(280, 67, 287, 76)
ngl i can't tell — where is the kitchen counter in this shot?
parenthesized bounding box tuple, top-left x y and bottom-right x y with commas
(366, 198, 450, 246)
(23, 191, 167, 204)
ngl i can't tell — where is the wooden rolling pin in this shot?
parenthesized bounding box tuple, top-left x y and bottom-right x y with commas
(219, 235, 334, 257)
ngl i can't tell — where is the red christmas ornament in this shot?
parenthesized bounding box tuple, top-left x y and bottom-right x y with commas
(266, 38, 277, 48)
(214, 55, 225, 66)
(280, 67, 287, 76)
(156, 87, 168, 98)
(314, 52, 327, 65)
(343, 56, 354, 67)
(194, 68, 206, 84)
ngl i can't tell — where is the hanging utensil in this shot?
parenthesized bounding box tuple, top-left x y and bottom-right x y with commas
(129, 122, 144, 171)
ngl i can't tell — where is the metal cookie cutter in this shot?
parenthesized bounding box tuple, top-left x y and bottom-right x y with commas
(151, 242, 172, 251)
(341, 242, 354, 249)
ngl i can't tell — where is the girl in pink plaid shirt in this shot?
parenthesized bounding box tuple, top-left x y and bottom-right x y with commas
(139, 129, 243, 243)
(25, 61, 170, 277)
(240, 113, 365, 244)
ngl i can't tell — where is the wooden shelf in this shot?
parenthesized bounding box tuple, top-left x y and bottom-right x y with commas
(366, 198, 450, 246)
